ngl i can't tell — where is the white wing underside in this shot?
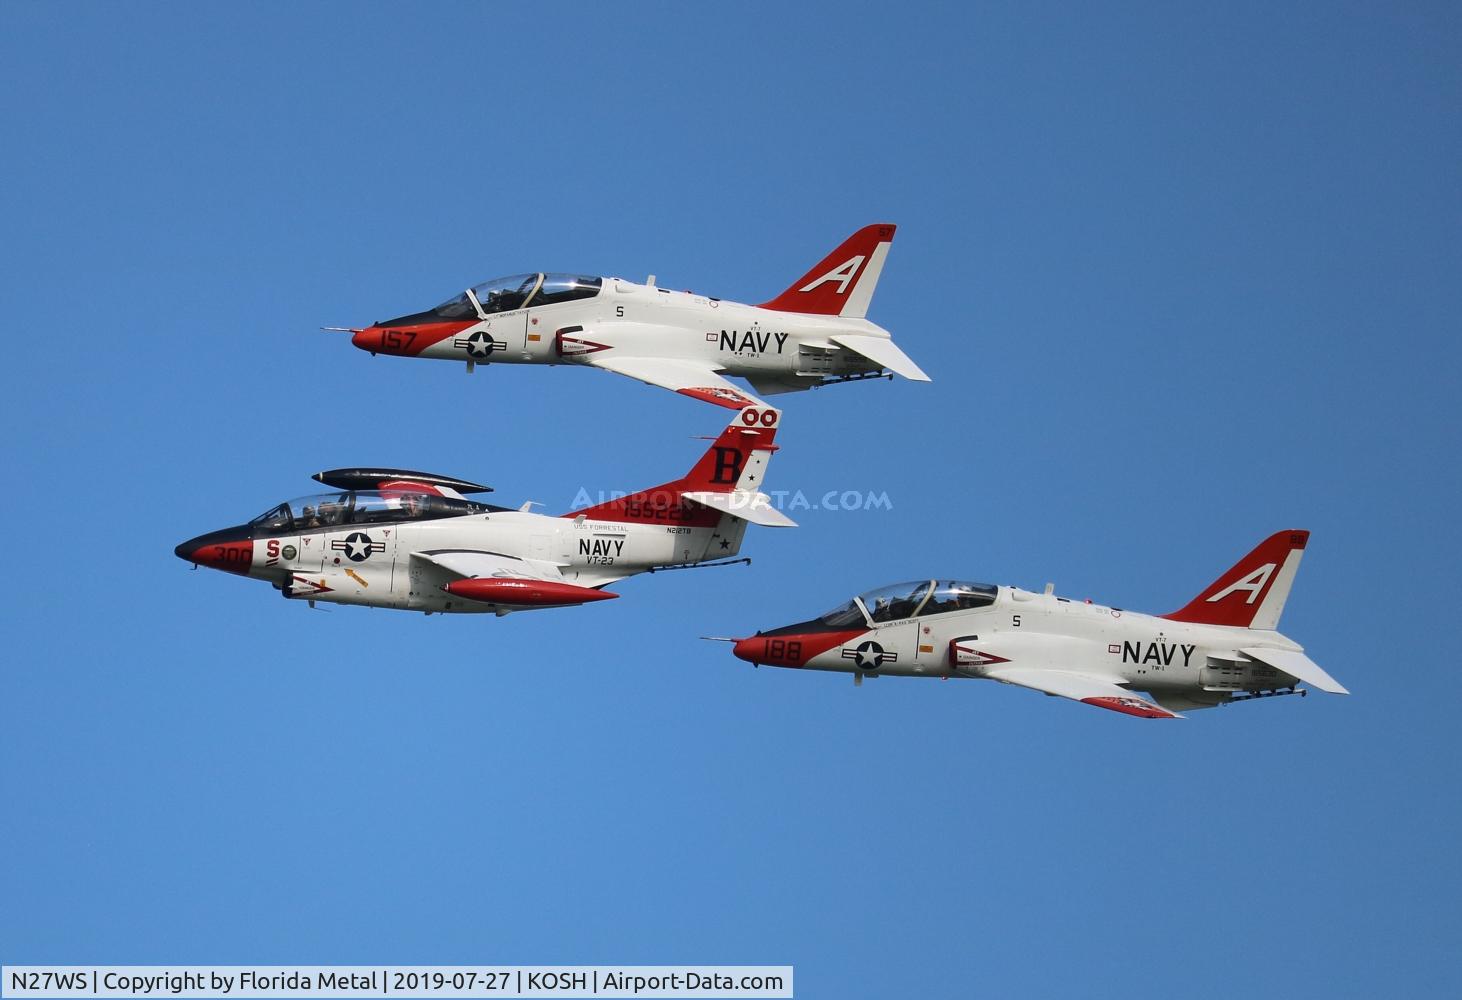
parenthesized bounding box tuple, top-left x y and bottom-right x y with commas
(589, 356, 765, 409)
(983, 666, 1183, 719)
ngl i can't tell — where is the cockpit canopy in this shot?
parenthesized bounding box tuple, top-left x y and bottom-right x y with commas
(819, 579, 998, 626)
(432, 273, 602, 319)
(248, 490, 506, 536)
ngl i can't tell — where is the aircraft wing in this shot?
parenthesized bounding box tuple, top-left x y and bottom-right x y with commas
(983, 666, 1183, 719)
(413, 549, 564, 582)
(589, 356, 765, 409)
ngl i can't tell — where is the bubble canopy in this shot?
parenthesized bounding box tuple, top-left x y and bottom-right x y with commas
(431, 273, 602, 320)
(247, 491, 509, 536)
(819, 580, 998, 626)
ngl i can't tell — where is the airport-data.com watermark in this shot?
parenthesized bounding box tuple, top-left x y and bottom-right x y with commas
(566, 488, 892, 513)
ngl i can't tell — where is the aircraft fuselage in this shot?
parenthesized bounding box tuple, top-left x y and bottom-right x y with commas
(180, 506, 745, 614)
(735, 585, 1314, 710)
(353, 281, 888, 384)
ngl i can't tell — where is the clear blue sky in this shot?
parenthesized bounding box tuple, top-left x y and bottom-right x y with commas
(3, 2, 1459, 997)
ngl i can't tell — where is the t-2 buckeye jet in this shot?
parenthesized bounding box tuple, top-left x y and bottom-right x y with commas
(338, 224, 929, 409)
(175, 406, 793, 614)
(723, 530, 1347, 718)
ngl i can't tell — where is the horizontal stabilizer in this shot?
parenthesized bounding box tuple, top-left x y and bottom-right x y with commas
(830, 334, 931, 382)
(1242, 647, 1349, 694)
(682, 490, 797, 527)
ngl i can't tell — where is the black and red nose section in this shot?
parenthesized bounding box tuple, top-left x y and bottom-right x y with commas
(732, 619, 868, 668)
(174, 527, 254, 575)
(351, 310, 476, 357)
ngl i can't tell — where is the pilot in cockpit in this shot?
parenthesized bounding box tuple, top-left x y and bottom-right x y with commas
(922, 591, 959, 616)
(954, 591, 983, 610)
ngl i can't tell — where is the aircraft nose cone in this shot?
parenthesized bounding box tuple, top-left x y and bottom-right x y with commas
(175, 529, 254, 575)
(732, 636, 762, 664)
(351, 327, 383, 353)
(730, 624, 871, 668)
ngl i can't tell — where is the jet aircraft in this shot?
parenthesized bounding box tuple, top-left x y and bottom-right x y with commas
(723, 530, 1347, 718)
(175, 406, 793, 614)
(340, 224, 929, 409)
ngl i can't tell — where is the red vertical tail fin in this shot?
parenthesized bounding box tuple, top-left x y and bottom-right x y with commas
(563, 407, 781, 526)
(1163, 530, 1310, 630)
(758, 223, 896, 318)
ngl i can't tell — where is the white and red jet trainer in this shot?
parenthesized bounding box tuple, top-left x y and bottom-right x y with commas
(340, 224, 929, 409)
(176, 406, 793, 614)
(724, 530, 1347, 718)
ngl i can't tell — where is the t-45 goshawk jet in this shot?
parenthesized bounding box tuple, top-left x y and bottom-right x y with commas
(337, 224, 929, 409)
(722, 530, 1347, 718)
(175, 406, 793, 614)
